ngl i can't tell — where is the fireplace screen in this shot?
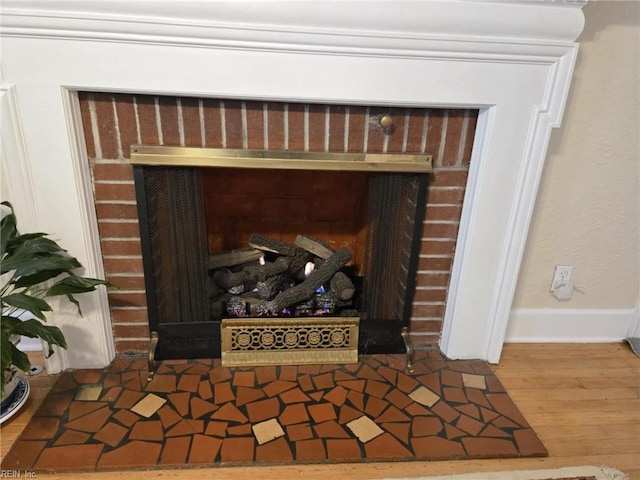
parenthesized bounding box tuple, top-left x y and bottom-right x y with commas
(132, 147, 430, 361)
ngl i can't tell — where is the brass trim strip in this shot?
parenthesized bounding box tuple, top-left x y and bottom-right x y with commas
(401, 327, 415, 373)
(130, 145, 432, 173)
(147, 331, 159, 382)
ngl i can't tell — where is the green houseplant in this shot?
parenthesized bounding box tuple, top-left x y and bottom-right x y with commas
(1, 201, 110, 397)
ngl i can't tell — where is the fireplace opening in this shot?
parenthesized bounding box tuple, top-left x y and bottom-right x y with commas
(131, 147, 430, 362)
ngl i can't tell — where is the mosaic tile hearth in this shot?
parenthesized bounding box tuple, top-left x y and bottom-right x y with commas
(2, 351, 547, 473)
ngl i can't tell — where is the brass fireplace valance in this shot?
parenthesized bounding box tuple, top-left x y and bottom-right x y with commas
(130, 145, 432, 173)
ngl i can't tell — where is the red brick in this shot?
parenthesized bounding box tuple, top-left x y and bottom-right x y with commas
(411, 320, 444, 333)
(203, 98, 223, 148)
(115, 340, 148, 354)
(347, 105, 367, 153)
(418, 257, 453, 271)
(425, 205, 463, 222)
(412, 304, 446, 318)
(97, 221, 141, 239)
(442, 110, 465, 167)
(101, 239, 142, 256)
(94, 183, 136, 202)
(266, 102, 285, 150)
(106, 275, 145, 291)
(245, 100, 265, 149)
(95, 203, 139, 220)
(405, 108, 428, 154)
(411, 334, 440, 347)
(384, 108, 407, 153)
(111, 309, 148, 324)
(224, 99, 243, 148)
(328, 105, 346, 152)
(423, 222, 459, 239)
(416, 272, 451, 287)
(78, 93, 96, 159)
(462, 111, 478, 165)
(113, 324, 150, 339)
(428, 187, 466, 205)
(94, 93, 119, 159)
(287, 103, 305, 151)
(413, 288, 448, 303)
(134, 95, 159, 146)
(425, 109, 445, 166)
(102, 257, 144, 274)
(366, 108, 385, 153)
(181, 97, 202, 147)
(420, 240, 456, 256)
(108, 292, 147, 308)
(91, 163, 134, 182)
(158, 97, 181, 146)
(430, 169, 469, 187)
(307, 103, 326, 151)
(113, 94, 138, 158)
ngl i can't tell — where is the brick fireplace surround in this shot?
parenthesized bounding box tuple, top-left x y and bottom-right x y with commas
(80, 93, 477, 355)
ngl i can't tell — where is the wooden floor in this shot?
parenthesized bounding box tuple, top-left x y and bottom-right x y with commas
(1, 343, 638, 479)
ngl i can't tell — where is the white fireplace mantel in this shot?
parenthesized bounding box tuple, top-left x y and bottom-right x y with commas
(0, 1, 585, 371)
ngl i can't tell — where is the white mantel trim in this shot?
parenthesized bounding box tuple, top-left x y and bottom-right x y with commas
(0, 1, 585, 369)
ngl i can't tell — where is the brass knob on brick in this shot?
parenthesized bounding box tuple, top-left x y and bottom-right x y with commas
(379, 114, 394, 129)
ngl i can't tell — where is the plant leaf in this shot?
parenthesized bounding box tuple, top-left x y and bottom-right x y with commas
(1, 251, 81, 276)
(0, 201, 18, 257)
(8, 319, 67, 349)
(45, 276, 111, 297)
(6, 235, 66, 256)
(1, 293, 52, 320)
(12, 268, 68, 289)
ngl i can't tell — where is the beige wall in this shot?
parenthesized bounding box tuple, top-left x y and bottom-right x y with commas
(513, 0, 640, 309)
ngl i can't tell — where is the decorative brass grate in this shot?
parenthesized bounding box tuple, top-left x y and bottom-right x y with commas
(221, 317, 359, 366)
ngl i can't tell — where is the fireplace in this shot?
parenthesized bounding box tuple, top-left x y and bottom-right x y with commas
(1, 1, 585, 372)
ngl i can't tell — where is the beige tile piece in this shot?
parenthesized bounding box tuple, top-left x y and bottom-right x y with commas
(408, 386, 440, 407)
(346, 415, 384, 444)
(131, 393, 167, 418)
(252, 418, 285, 445)
(462, 373, 487, 390)
(75, 385, 103, 401)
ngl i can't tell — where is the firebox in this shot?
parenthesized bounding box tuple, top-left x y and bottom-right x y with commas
(131, 146, 431, 364)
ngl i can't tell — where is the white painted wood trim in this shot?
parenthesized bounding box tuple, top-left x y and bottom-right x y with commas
(627, 298, 640, 338)
(506, 308, 636, 343)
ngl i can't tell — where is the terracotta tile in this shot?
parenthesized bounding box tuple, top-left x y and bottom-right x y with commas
(108, 357, 132, 372)
(187, 362, 211, 375)
(382, 422, 411, 444)
(1, 440, 46, 470)
(68, 401, 108, 421)
(405, 402, 431, 416)
(357, 364, 385, 382)
(73, 369, 104, 384)
(167, 391, 191, 416)
(129, 420, 164, 441)
(94, 421, 129, 447)
(263, 380, 297, 397)
(461, 437, 518, 457)
(513, 428, 547, 456)
(131, 393, 167, 418)
(198, 380, 213, 400)
(492, 415, 520, 429)
(480, 424, 511, 438)
(445, 423, 467, 440)
(74, 384, 103, 401)
(286, 423, 314, 441)
(297, 374, 315, 392)
(486, 375, 506, 393)
(124, 375, 143, 391)
(455, 414, 484, 436)
(65, 406, 112, 433)
(365, 380, 391, 400)
(34, 393, 73, 417)
(246, 397, 281, 423)
(314, 420, 350, 438)
(279, 365, 298, 381)
(467, 389, 492, 408)
(145, 374, 177, 393)
(188, 396, 216, 419)
(443, 387, 468, 404)
(334, 370, 356, 382)
(308, 391, 324, 402)
(308, 403, 337, 423)
(220, 437, 255, 463)
(319, 364, 340, 373)
(364, 396, 388, 418)
(54, 429, 91, 446)
(337, 379, 366, 392)
(228, 424, 253, 435)
(159, 436, 191, 466)
(188, 434, 222, 464)
(385, 354, 408, 371)
(416, 372, 442, 396)
(462, 373, 487, 390)
(113, 409, 140, 428)
(205, 420, 228, 437)
(411, 436, 465, 459)
(97, 440, 161, 470)
(280, 387, 311, 404)
(298, 364, 321, 375)
(279, 403, 309, 425)
(346, 415, 384, 443)
(480, 406, 501, 422)
(412, 416, 444, 437)
(209, 366, 232, 384)
(323, 385, 348, 406)
(295, 438, 327, 461)
(236, 386, 266, 406)
(364, 432, 413, 460)
(20, 417, 59, 440)
(255, 365, 278, 385)
(486, 393, 529, 426)
(346, 390, 365, 410)
(114, 389, 144, 409)
(157, 405, 182, 429)
(171, 363, 193, 374)
(256, 436, 293, 463)
(100, 386, 123, 402)
(431, 401, 461, 423)
(211, 402, 249, 424)
(35, 443, 104, 471)
(375, 405, 411, 423)
(177, 373, 201, 392)
(233, 371, 256, 388)
(338, 404, 364, 424)
(253, 417, 285, 445)
(326, 438, 362, 461)
(312, 373, 335, 390)
(376, 365, 398, 384)
(102, 373, 121, 389)
(385, 389, 413, 409)
(396, 372, 419, 393)
(409, 386, 440, 407)
(456, 403, 480, 419)
(213, 381, 235, 404)
(50, 372, 77, 393)
(441, 370, 463, 388)
(166, 419, 204, 437)
(449, 361, 476, 374)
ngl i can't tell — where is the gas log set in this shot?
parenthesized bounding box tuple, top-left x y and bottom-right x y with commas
(209, 234, 360, 320)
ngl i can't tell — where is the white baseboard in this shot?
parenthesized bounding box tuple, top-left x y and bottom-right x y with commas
(505, 308, 636, 343)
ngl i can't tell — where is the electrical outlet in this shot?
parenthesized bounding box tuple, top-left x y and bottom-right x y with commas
(550, 265, 573, 300)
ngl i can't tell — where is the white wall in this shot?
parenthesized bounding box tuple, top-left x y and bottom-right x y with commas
(509, 1, 640, 341)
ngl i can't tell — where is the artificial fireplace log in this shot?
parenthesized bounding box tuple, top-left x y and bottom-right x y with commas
(208, 248, 263, 270)
(248, 234, 297, 256)
(286, 248, 313, 280)
(270, 247, 352, 311)
(213, 257, 289, 290)
(256, 274, 285, 300)
(294, 235, 335, 259)
(330, 271, 356, 301)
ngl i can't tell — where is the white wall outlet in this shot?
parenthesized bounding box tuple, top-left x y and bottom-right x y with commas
(550, 265, 574, 300)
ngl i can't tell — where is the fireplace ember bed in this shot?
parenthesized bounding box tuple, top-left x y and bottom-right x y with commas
(131, 146, 432, 372)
